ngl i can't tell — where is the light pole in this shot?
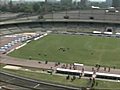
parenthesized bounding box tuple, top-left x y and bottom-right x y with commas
(45, 0, 47, 14)
(52, 10, 54, 20)
(104, 9, 106, 21)
(78, 0, 81, 19)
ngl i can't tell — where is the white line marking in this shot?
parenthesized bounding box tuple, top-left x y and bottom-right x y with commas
(33, 84, 40, 88)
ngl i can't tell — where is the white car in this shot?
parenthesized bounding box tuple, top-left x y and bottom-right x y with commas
(106, 9, 119, 13)
(0, 48, 6, 52)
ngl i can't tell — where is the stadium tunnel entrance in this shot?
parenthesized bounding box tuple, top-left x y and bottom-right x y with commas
(105, 27, 115, 33)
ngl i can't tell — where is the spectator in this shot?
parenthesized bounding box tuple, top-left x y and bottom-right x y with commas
(45, 61, 48, 64)
(71, 76, 76, 82)
(113, 66, 115, 69)
(92, 67, 94, 71)
(58, 62, 60, 65)
(38, 61, 41, 64)
(97, 67, 100, 72)
(89, 78, 92, 82)
(93, 78, 95, 83)
(96, 82, 98, 86)
(38, 53, 41, 55)
(95, 64, 98, 67)
(104, 67, 106, 71)
(73, 76, 76, 80)
(108, 67, 111, 72)
(82, 67, 84, 72)
(55, 62, 58, 67)
(66, 75, 70, 80)
(93, 70, 96, 74)
(29, 56, 32, 60)
(79, 74, 82, 79)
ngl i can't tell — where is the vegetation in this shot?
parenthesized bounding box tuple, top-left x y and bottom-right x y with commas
(9, 34, 120, 68)
(0, 0, 107, 13)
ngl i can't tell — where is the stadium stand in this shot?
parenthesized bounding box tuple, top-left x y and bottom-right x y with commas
(17, 25, 33, 31)
(7, 25, 22, 33)
(1, 28, 12, 35)
(0, 21, 120, 36)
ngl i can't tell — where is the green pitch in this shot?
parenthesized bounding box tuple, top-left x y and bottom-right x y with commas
(9, 34, 120, 68)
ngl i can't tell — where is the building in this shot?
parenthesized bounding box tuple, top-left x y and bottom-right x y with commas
(61, 0, 72, 5)
(0, 0, 9, 6)
(81, 0, 88, 8)
(106, 0, 112, 7)
(47, 0, 58, 3)
(112, 0, 120, 8)
(18, 0, 25, 3)
(0, 0, 2, 5)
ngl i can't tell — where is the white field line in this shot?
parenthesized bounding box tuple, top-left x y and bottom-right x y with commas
(34, 33, 48, 41)
(33, 84, 40, 88)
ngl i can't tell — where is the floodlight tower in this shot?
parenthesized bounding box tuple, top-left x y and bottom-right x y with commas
(0, 0, 2, 5)
(45, 0, 48, 14)
(79, 0, 81, 19)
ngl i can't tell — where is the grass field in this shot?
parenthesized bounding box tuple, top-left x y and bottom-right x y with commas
(9, 34, 120, 68)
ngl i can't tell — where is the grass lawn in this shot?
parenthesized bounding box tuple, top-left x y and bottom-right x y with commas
(8, 34, 120, 68)
(1, 68, 120, 89)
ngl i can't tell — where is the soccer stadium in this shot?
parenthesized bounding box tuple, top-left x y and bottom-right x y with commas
(0, 0, 120, 90)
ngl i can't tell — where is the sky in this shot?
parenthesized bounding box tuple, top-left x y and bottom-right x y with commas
(90, 0, 105, 1)
(11, 0, 106, 2)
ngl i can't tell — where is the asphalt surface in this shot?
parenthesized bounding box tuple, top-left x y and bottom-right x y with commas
(44, 10, 120, 21)
(1, 10, 120, 24)
(0, 81, 31, 90)
(0, 72, 81, 90)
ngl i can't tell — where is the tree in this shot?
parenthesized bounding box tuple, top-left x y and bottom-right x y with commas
(33, 3, 40, 13)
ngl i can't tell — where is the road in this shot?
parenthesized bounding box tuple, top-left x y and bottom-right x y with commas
(0, 81, 31, 90)
(0, 10, 120, 25)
